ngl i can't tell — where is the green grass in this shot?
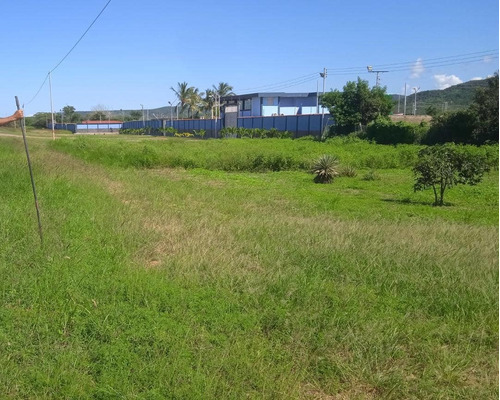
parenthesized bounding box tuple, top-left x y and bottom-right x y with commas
(0, 132, 498, 399)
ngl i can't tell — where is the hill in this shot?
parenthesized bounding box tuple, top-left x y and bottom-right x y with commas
(390, 78, 489, 115)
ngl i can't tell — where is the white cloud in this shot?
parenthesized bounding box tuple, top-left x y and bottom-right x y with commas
(410, 58, 425, 78)
(433, 74, 463, 89)
(483, 55, 493, 63)
(470, 76, 483, 81)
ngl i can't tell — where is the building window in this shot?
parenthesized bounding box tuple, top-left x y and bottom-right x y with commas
(264, 97, 276, 106)
(239, 99, 252, 111)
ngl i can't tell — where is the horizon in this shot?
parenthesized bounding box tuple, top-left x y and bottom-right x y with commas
(1, 0, 497, 116)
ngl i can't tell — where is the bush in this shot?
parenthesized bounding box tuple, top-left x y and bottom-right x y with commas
(362, 169, 380, 181)
(366, 117, 428, 144)
(424, 110, 477, 145)
(219, 127, 292, 139)
(338, 165, 357, 177)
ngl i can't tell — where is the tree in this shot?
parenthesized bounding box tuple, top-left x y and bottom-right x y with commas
(25, 112, 52, 128)
(62, 105, 82, 123)
(470, 72, 499, 143)
(321, 77, 393, 135)
(212, 82, 234, 97)
(127, 110, 143, 121)
(89, 104, 110, 121)
(171, 82, 192, 118)
(203, 89, 216, 118)
(413, 145, 489, 206)
(424, 110, 477, 145)
(186, 87, 203, 118)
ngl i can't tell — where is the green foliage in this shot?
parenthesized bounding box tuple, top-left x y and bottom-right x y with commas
(395, 78, 489, 115)
(193, 129, 206, 138)
(1, 133, 498, 398)
(425, 110, 478, 145)
(321, 77, 393, 135)
(366, 117, 429, 144)
(219, 127, 292, 139)
(424, 74, 498, 145)
(470, 73, 499, 143)
(25, 112, 52, 128)
(338, 164, 357, 177)
(311, 154, 339, 183)
(413, 144, 490, 205)
(120, 127, 180, 136)
(127, 110, 143, 121)
(361, 169, 380, 181)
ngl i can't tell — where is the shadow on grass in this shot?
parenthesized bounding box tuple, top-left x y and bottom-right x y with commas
(382, 198, 455, 207)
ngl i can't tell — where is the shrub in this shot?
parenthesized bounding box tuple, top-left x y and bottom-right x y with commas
(311, 155, 339, 184)
(424, 110, 477, 145)
(338, 165, 357, 177)
(413, 144, 490, 206)
(362, 169, 380, 181)
(193, 129, 206, 139)
(366, 117, 428, 144)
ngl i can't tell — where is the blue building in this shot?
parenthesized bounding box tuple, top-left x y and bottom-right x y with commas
(221, 92, 328, 117)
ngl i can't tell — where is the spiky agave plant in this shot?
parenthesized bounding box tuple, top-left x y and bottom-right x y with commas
(311, 154, 339, 183)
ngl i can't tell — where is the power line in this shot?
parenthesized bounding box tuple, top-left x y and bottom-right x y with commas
(50, 0, 112, 73)
(234, 72, 318, 93)
(24, 0, 112, 107)
(326, 50, 499, 77)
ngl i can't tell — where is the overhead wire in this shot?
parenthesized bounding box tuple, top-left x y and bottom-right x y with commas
(232, 49, 497, 96)
(24, 0, 112, 107)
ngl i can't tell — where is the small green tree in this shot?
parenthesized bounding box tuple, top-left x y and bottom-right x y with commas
(413, 145, 489, 206)
(320, 77, 393, 135)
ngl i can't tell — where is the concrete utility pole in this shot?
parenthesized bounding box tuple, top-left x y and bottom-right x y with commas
(403, 83, 407, 116)
(48, 71, 55, 140)
(413, 87, 420, 116)
(168, 101, 174, 127)
(140, 104, 144, 127)
(319, 68, 327, 134)
(367, 66, 388, 87)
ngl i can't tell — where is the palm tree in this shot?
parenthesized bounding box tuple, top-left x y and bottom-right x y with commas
(212, 82, 234, 98)
(186, 87, 203, 118)
(211, 83, 234, 119)
(202, 89, 216, 118)
(170, 82, 191, 118)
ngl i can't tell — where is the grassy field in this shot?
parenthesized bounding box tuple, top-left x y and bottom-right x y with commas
(0, 129, 498, 399)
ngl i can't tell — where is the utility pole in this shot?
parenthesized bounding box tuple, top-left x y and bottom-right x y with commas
(140, 104, 144, 127)
(367, 66, 388, 87)
(214, 93, 220, 138)
(48, 71, 55, 140)
(413, 87, 420, 116)
(319, 68, 327, 134)
(168, 101, 173, 127)
(403, 83, 407, 116)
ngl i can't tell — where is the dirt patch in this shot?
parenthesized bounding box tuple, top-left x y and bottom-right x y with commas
(390, 115, 432, 124)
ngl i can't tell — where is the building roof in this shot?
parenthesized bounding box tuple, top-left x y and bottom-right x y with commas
(80, 120, 123, 124)
(221, 92, 318, 101)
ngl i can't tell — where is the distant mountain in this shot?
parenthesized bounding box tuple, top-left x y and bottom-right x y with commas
(390, 78, 489, 115)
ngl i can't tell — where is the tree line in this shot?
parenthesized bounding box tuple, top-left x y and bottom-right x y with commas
(320, 73, 499, 145)
(24, 82, 235, 128)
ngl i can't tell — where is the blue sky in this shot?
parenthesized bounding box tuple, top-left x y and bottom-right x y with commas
(1, 0, 498, 116)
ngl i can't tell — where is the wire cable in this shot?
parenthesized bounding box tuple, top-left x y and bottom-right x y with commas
(24, 0, 112, 107)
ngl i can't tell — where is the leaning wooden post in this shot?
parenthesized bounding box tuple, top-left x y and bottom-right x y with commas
(15, 96, 43, 245)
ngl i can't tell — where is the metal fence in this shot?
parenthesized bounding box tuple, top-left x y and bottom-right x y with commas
(53, 114, 333, 138)
(238, 114, 332, 137)
(122, 119, 222, 138)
